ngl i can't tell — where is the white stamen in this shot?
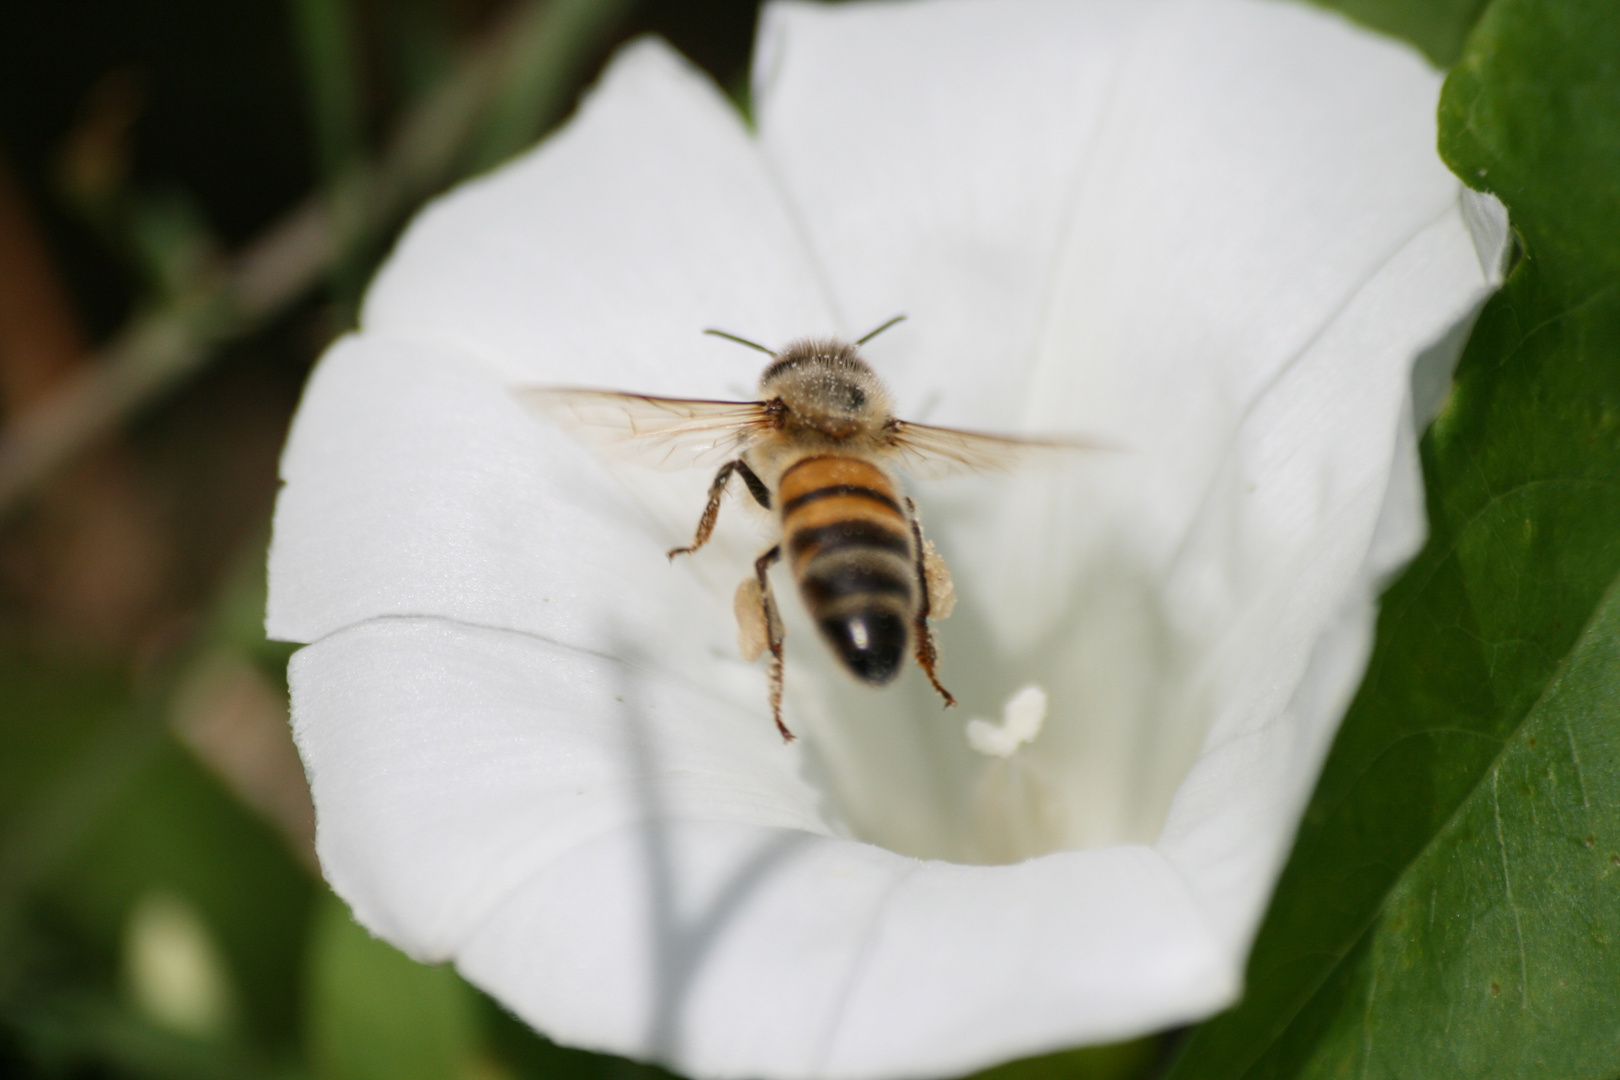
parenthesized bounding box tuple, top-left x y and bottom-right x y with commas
(965, 685, 1047, 758)
(967, 688, 1063, 862)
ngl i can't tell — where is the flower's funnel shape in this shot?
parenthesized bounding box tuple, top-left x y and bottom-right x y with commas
(267, 2, 1508, 1077)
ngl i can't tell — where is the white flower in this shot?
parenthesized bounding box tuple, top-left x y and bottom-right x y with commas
(267, 1, 1507, 1078)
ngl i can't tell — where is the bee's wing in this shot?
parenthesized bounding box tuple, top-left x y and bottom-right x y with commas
(515, 387, 773, 470)
(885, 419, 1115, 480)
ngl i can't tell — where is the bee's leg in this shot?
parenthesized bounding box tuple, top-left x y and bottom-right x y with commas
(905, 498, 956, 708)
(668, 460, 740, 559)
(735, 459, 772, 510)
(753, 544, 793, 742)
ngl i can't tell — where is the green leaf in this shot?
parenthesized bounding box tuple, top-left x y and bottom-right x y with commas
(968, 1038, 1162, 1080)
(1326, 577, 1620, 1073)
(1166, 0, 1620, 1076)
(304, 892, 481, 1080)
(480, 994, 674, 1080)
(1311, 0, 1491, 66)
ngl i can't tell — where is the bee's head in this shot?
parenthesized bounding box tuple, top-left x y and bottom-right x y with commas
(759, 338, 893, 436)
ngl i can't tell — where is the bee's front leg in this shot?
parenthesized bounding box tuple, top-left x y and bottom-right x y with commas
(669, 460, 739, 559)
(905, 499, 956, 708)
(668, 459, 771, 560)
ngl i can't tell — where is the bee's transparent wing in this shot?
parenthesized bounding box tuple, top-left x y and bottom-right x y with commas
(515, 387, 773, 470)
(885, 419, 1115, 480)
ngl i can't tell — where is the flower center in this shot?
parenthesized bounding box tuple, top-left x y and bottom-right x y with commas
(964, 687, 1067, 864)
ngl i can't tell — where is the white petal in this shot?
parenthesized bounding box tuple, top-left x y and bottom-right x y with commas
(754, 0, 1149, 424)
(268, 333, 746, 660)
(269, 40, 833, 648)
(364, 40, 835, 392)
(1154, 201, 1504, 944)
(291, 617, 1231, 1080)
(290, 618, 825, 958)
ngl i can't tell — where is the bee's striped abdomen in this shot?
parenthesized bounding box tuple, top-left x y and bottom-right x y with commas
(779, 455, 915, 684)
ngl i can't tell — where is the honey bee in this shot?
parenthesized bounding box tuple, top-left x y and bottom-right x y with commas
(519, 317, 1099, 741)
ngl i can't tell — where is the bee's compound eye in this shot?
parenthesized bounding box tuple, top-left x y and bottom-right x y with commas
(819, 610, 906, 684)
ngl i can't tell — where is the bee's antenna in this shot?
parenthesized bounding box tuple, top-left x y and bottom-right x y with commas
(703, 328, 777, 357)
(855, 314, 907, 345)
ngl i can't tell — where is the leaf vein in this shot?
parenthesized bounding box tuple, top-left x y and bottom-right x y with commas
(1492, 768, 1529, 1009)
(1565, 720, 1589, 811)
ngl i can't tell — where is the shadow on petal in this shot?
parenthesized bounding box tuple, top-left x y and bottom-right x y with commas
(612, 638, 821, 1060)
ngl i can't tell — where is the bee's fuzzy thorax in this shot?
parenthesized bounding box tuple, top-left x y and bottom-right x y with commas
(759, 338, 895, 438)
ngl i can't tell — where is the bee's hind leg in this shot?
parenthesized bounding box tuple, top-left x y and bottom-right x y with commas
(906, 499, 956, 708)
(740, 544, 792, 741)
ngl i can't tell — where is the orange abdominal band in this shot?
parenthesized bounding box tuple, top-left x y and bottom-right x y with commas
(779, 457, 908, 573)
